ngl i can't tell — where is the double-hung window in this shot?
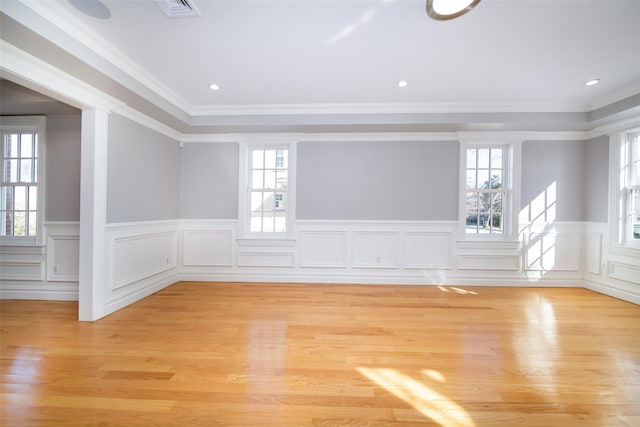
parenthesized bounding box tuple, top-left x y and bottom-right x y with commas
(465, 146, 506, 235)
(0, 116, 45, 245)
(612, 129, 640, 246)
(459, 137, 521, 240)
(629, 134, 640, 241)
(239, 140, 296, 237)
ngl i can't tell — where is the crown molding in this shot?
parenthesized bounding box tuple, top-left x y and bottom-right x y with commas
(584, 115, 640, 140)
(5, 0, 638, 127)
(189, 102, 591, 117)
(15, 0, 193, 116)
(112, 105, 182, 142)
(0, 40, 125, 113)
(588, 82, 640, 111)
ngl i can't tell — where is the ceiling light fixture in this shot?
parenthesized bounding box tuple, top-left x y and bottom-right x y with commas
(584, 79, 601, 86)
(209, 84, 220, 91)
(398, 81, 408, 88)
(426, 0, 481, 20)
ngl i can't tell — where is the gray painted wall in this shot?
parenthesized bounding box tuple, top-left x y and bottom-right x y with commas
(583, 135, 609, 223)
(45, 114, 81, 221)
(107, 114, 180, 223)
(180, 143, 238, 219)
(521, 140, 584, 222)
(297, 140, 459, 221)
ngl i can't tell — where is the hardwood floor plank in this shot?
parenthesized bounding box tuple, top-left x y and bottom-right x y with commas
(1, 282, 639, 425)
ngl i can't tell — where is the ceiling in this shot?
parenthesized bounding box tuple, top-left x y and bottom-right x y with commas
(1, 0, 640, 134)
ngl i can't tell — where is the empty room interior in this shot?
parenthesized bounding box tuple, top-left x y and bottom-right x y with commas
(1, 0, 639, 425)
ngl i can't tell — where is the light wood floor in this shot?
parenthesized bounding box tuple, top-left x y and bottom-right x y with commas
(1, 282, 639, 426)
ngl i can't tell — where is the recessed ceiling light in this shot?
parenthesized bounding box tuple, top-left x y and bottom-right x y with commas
(209, 83, 220, 91)
(397, 80, 408, 88)
(584, 79, 600, 86)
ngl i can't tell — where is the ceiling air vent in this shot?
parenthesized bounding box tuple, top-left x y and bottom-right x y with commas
(154, 0, 201, 17)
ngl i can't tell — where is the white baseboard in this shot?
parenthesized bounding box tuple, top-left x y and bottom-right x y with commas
(584, 279, 640, 305)
(0, 281, 78, 301)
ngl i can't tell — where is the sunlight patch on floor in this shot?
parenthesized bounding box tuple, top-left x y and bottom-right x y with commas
(357, 367, 475, 427)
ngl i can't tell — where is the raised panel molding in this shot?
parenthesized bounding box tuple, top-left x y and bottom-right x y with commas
(0, 246, 45, 281)
(458, 254, 520, 271)
(44, 222, 81, 282)
(110, 230, 178, 291)
(236, 238, 296, 267)
(46, 236, 80, 282)
(0, 261, 45, 280)
(608, 261, 640, 285)
(300, 231, 347, 268)
(525, 232, 581, 272)
(237, 251, 296, 267)
(352, 231, 400, 269)
(404, 232, 453, 269)
(183, 229, 233, 266)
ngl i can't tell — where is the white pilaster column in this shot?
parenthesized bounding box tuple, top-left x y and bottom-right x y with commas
(79, 109, 109, 321)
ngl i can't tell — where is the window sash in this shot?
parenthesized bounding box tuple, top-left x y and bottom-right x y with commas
(0, 116, 45, 243)
(239, 142, 295, 238)
(464, 146, 507, 236)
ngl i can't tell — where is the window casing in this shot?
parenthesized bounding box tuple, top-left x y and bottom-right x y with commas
(465, 146, 506, 235)
(612, 129, 640, 247)
(459, 138, 521, 240)
(238, 140, 296, 238)
(0, 116, 45, 245)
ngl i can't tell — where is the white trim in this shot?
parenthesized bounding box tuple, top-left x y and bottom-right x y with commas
(585, 115, 640, 141)
(237, 139, 297, 239)
(14, 0, 192, 115)
(457, 139, 522, 242)
(608, 128, 640, 249)
(78, 110, 109, 321)
(112, 106, 182, 142)
(0, 40, 124, 112)
(588, 82, 640, 111)
(191, 102, 593, 117)
(9, 0, 640, 122)
(0, 115, 47, 245)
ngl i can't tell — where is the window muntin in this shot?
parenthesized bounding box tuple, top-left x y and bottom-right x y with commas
(465, 147, 505, 235)
(1, 118, 44, 241)
(249, 148, 289, 233)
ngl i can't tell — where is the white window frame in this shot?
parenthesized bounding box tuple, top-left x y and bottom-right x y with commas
(0, 116, 46, 246)
(609, 128, 640, 249)
(238, 138, 297, 239)
(458, 136, 521, 241)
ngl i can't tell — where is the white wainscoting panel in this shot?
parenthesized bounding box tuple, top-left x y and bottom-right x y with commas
(111, 231, 177, 291)
(457, 240, 521, 271)
(45, 222, 80, 282)
(0, 246, 45, 281)
(104, 221, 179, 314)
(525, 232, 581, 271)
(300, 231, 347, 268)
(183, 229, 233, 267)
(236, 239, 296, 267)
(404, 232, 453, 269)
(608, 261, 640, 285)
(0, 222, 79, 300)
(352, 231, 400, 269)
(458, 254, 521, 271)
